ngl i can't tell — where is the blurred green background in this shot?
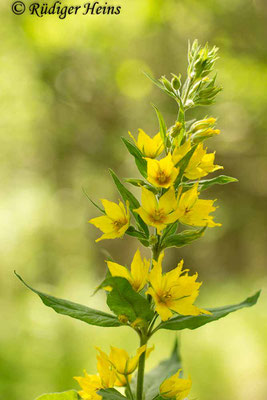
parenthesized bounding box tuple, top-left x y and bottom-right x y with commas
(1, 0, 267, 399)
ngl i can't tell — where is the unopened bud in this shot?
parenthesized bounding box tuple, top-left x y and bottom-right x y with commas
(160, 76, 173, 92)
(118, 315, 129, 324)
(149, 235, 157, 245)
(131, 318, 146, 329)
(169, 122, 182, 138)
(191, 117, 216, 132)
(171, 74, 181, 90)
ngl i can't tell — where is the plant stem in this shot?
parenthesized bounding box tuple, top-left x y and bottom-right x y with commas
(152, 244, 161, 262)
(136, 334, 148, 400)
(126, 374, 134, 400)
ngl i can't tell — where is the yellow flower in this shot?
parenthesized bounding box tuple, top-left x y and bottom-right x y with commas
(147, 253, 210, 321)
(160, 369, 192, 400)
(146, 153, 179, 188)
(177, 183, 221, 227)
(89, 199, 130, 242)
(106, 249, 149, 292)
(129, 129, 164, 158)
(74, 353, 116, 400)
(173, 142, 222, 179)
(184, 143, 223, 179)
(96, 345, 153, 386)
(74, 372, 102, 400)
(172, 140, 191, 166)
(135, 187, 181, 234)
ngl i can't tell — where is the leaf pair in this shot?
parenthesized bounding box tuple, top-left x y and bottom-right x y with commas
(15, 272, 260, 336)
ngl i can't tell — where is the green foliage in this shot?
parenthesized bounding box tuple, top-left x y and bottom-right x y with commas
(161, 227, 206, 249)
(152, 104, 167, 150)
(174, 144, 197, 188)
(156, 291, 261, 332)
(100, 277, 154, 323)
(82, 188, 105, 213)
(141, 340, 181, 400)
(98, 389, 127, 399)
(121, 137, 147, 178)
(181, 175, 238, 191)
(35, 391, 80, 400)
(109, 168, 149, 237)
(15, 272, 121, 328)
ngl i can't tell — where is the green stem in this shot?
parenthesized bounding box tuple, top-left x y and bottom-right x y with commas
(152, 244, 161, 262)
(136, 334, 148, 400)
(126, 374, 134, 400)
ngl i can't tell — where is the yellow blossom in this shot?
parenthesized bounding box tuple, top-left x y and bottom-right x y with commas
(177, 183, 221, 227)
(147, 253, 210, 321)
(173, 141, 222, 179)
(146, 153, 179, 188)
(96, 345, 153, 386)
(129, 129, 164, 158)
(106, 249, 149, 292)
(184, 143, 223, 179)
(160, 369, 192, 400)
(89, 199, 130, 242)
(74, 353, 116, 400)
(172, 140, 191, 166)
(74, 372, 102, 400)
(134, 187, 181, 234)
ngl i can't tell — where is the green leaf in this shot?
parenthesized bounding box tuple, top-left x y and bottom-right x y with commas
(132, 339, 182, 400)
(176, 103, 185, 146)
(125, 178, 158, 194)
(98, 388, 127, 399)
(162, 227, 205, 249)
(109, 168, 140, 209)
(109, 169, 149, 237)
(126, 226, 147, 240)
(125, 178, 146, 187)
(15, 272, 121, 328)
(143, 71, 177, 101)
(121, 137, 147, 178)
(181, 175, 238, 192)
(35, 391, 80, 400)
(174, 144, 197, 188)
(152, 104, 167, 147)
(156, 291, 261, 332)
(82, 187, 104, 213)
(100, 277, 154, 323)
(126, 227, 150, 246)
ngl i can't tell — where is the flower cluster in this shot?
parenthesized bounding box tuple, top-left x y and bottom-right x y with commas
(90, 128, 222, 240)
(75, 345, 153, 399)
(19, 40, 259, 400)
(83, 40, 227, 400)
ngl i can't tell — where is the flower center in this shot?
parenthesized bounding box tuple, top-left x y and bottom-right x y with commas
(152, 209, 166, 223)
(156, 170, 169, 184)
(113, 219, 126, 230)
(158, 291, 172, 304)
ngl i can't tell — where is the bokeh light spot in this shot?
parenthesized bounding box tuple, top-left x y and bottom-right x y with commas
(116, 59, 152, 99)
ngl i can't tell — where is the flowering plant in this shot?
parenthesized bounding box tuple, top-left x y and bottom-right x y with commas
(16, 40, 260, 400)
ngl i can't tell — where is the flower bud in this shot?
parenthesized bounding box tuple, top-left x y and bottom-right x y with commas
(149, 235, 158, 245)
(191, 117, 216, 132)
(118, 315, 129, 324)
(160, 76, 173, 92)
(171, 74, 181, 91)
(169, 122, 182, 138)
